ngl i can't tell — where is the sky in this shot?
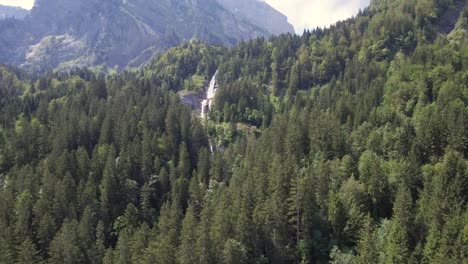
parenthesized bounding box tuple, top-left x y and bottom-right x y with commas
(0, 0, 34, 9)
(0, 0, 371, 33)
(264, 0, 371, 32)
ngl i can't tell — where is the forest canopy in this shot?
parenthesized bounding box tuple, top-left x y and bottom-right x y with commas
(0, 0, 467, 263)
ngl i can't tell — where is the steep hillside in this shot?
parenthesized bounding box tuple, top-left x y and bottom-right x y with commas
(0, 0, 293, 73)
(0, 0, 466, 263)
(216, 0, 295, 35)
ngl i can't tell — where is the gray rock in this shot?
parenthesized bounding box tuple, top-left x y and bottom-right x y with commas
(0, 0, 294, 73)
(216, 0, 295, 35)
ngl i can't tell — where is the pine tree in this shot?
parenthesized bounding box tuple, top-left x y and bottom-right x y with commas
(287, 62, 300, 101)
(432, 211, 467, 263)
(178, 206, 199, 264)
(358, 150, 390, 217)
(196, 203, 215, 264)
(197, 147, 211, 186)
(114, 229, 132, 264)
(0, 221, 16, 263)
(99, 146, 121, 225)
(16, 238, 39, 264)
(144, 202, 180, 264)
(102, 248, 114, 264)
(222, 239, 248, 264)
(78, 206, 97, 263)
(140, 183, 155, 224)
(188, 176, 204, 216)
(94, 221, 107, 264)
(177, 143, 191, 179)
(49, 220, 84, 264)
(36, 212, 56, 259)
(383, 185, 412, 264)
(422, 220, 441, 263)
(286, 168, 303, 246)
(130, 224, 150, 264)
(14, 191, 34, 241)
(234, 188, 255, 258)
(355, 215, 378, 264)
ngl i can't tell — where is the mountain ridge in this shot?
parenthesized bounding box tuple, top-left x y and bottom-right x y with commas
(0, 0, 294, 73)
(0, 4, 29, 19)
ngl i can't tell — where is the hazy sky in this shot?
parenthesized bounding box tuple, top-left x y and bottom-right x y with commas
(264, 0, 371, 32)
(0, 0, 34, 9)
(0, 0, 371, 32)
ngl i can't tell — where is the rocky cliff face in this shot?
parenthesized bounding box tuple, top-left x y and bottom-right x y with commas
(0, 5, 29, 19)
(0, 0, 294, 72)
(216, 0, 295, 35)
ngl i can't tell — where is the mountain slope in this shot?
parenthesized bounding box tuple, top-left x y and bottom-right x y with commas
(0, 5, 29, 19)
(0, 0, 465, 263)
(0, 0, 293, 73)
(216, 0, 295, 35)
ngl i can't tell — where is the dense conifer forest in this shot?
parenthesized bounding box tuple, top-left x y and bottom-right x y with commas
(0, 0, 467, 263)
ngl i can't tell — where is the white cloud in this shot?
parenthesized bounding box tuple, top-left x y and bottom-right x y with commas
(0, 0, 34, 9)
(264, 0, 371, 32)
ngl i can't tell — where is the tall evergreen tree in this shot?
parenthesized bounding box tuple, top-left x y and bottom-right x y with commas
(178, 206, 199, 264)
(383, 185, 412, 264)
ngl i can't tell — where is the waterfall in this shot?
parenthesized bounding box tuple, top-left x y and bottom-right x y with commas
(201, 70, 218, 118)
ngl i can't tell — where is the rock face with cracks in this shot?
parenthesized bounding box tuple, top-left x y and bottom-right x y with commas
(0, 0, 294, 73)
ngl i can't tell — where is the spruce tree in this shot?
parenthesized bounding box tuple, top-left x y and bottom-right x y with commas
(383, 185, 412, 264)
(178, 206, 199, 264)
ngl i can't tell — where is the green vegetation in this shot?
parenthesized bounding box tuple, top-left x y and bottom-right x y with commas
(0, 0, 467, 263)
